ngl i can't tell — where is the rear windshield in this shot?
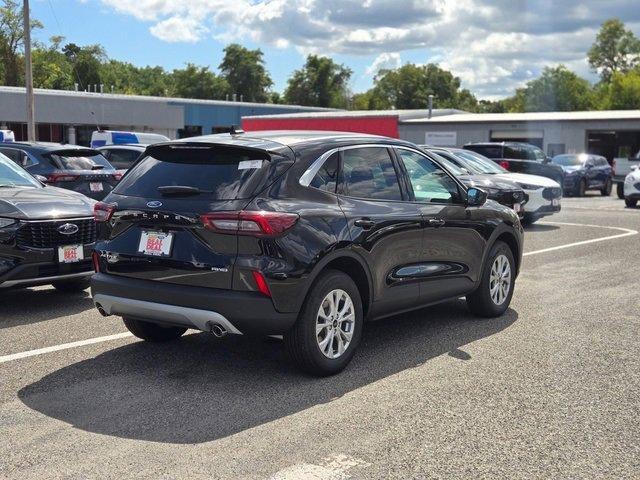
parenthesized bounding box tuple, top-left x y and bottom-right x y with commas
(464, 145, 502, 159)
(49, 150, 113, 170)
(114, 146, 272, 200)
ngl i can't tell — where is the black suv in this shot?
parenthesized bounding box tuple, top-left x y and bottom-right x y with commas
(91, 132, 523, 375)
(464, 142, 564, 184)
(0, 142, 120, 200)
(0, 153, 96, 291)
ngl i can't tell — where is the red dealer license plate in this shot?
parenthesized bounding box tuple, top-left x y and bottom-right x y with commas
(138, 231, 173, 257)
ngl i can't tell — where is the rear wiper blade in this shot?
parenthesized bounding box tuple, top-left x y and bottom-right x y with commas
(157, 185, 208, 196)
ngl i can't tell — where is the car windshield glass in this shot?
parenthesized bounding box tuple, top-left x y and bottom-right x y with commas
(552, 154, 586, 166)
(454, 150, 507, 174)
(114, 147, 271, 200)
(49, 150, 113, 170)
(430, 153, 466, 176)
(0, 153, 40, 188)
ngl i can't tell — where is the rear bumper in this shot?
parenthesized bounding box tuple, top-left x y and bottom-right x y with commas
(90, 273, 298, 335)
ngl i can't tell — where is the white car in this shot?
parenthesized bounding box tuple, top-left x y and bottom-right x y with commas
(623, 166, 640, 208)
(428, 147, 562, 224)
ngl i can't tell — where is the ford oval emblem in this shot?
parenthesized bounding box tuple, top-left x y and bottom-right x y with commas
(147, 201, 162, 208)
(58, 223, 79, 235)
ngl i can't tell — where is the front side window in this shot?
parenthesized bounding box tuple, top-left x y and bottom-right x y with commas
(105, 149, 141, 169)
(397, 149, 460, 203)
(338, 147, 402, 201)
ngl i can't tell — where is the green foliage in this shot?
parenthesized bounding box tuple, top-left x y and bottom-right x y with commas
(169, 63, 229, 100)
(598, 69, 640, 109)
(284, 55, 352, 108)
(588, 18, 640, 81)
(219, 43, 272, 102)
(63, 43, 105, 89)
(0, 0, 42, 86)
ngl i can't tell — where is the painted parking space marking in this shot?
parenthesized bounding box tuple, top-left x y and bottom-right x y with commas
(1, 222, 637, 365)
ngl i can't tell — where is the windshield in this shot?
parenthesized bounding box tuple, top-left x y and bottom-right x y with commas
(453, 150, 507, 174)
(49, 150, 114, 170)
(0, 153, 40, 188)
(552, 154, 587, 166)
(430, 153, 466, 176)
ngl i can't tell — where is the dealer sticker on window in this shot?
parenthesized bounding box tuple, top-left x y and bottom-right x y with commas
(138, 231, 173, 257)
(238, 160, 263, 170)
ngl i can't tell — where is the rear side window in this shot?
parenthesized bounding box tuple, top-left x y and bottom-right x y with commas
(114, 146, 273, 200)
(49, 150, 113, 170)
(465, 145, 502, 159)
(105, 149, 141, 169)
(338, 147, 402, 201)
(504, 146, 528, 160)
(310, 152, 339, 192)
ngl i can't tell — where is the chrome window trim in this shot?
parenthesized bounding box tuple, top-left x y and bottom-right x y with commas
(299, 144, 395, 187)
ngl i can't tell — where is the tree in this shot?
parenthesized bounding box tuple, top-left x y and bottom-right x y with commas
(0, 0, 42, 85)
(169, 63, 229, 100)
(588, 18, 640, 82)
(599, 69, 640, 109)
(219, 43, 272, 103)
(368, 63, 477, 110)
(284, 55, 352, 108)
(32, 36, 74, 90)
(63, 43, 105, 89)
(502, 66, 595, 112)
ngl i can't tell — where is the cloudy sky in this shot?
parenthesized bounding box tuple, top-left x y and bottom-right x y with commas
(33, 0, 640, 100)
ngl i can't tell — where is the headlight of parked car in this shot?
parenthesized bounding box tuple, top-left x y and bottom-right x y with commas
(0, 218, 17, 228)
(517, 183, 543, 190)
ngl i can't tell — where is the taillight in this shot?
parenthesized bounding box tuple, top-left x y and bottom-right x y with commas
(94, 202, 116, 222)
(91, 251, 100, 273)
(201, 211, 299, 236)
(499, 160, 510, 170)
(113, 172, 124, 181)
(252, 271, 272, 297)
(46, 173, 78, 183)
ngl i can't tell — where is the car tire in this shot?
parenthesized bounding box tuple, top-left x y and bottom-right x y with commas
(617, 183, 625, 199)
(122, 317, 187, 342)
(575, 178, 586, 197)
(284, 269, 363, 376)
(625, 198, 638, 208)
(466, 241, 515, 318)
(52, 277, 90, 293)
(601, 178, 612, 196)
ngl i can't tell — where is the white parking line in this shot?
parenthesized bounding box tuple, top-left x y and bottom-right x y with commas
(524, 221, 638, 257)
(1, 221, 637, 365)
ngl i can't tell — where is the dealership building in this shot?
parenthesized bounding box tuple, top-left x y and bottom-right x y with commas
(0, 86, 333, 146)
(243, 109, 640, 162)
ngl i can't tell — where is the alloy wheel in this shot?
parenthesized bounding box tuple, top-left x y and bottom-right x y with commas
(489, 254, 512, 306)
(316, 289, 355, 359)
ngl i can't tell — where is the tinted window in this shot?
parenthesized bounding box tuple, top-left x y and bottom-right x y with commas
(310, 152, 339, 192)
(504, 146, 528, 160)
(49, 150, 113, 170)
(397, 150, 460, 203)
(105, 149, 142, 169)
(552, 154, 585, 166)
(465, 145, 503, 159)
(0, 148, 37, 167)
(114, 147, 271, 200)
(339, 147, 402, 201)
(532, 147, 545, 161)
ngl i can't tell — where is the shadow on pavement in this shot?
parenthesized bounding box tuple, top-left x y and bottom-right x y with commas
(0, 287, 93, 328)
(524, 223, 560, 232)
(18, 300, 517, 444)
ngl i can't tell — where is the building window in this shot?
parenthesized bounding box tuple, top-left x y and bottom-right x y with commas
(178, 126, 202, 138)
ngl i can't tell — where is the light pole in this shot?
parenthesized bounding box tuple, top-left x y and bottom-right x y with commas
(23, 0, 36, 142)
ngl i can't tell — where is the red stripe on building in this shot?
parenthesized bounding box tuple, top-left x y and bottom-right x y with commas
(242, 116, 400, 138)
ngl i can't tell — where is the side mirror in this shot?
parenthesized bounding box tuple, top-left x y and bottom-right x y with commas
(466, 187, 487, 207)
(34, 174, 48, 184)
(543, 156, 552, 164)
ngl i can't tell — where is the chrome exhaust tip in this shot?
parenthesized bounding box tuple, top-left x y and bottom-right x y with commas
(209, 323, 227, 338)
(95, 303, 109, 317)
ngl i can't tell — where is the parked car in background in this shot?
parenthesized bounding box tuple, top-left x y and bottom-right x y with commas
(0, 153, 96, 292)
(623, 166, 640, 208)
(0, 142, 120, 200)
(97, 144, 145, 171)
(614, 150, 640, 199)
(91, 131, 523, 376)
(431, 147, 562, 225)
(90, 130, 169, 149)
(0, 129, 15, 143)
(463, 142, 564, 184)
(421, 146, 526, 217)
(551, 153, 613, 196)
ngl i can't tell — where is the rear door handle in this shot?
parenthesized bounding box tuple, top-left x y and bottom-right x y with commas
(427, 218, 446, 227)
(354, 218, 376, 229)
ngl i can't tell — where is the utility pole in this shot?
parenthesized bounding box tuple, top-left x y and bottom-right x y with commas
(24, 0, 36, 142)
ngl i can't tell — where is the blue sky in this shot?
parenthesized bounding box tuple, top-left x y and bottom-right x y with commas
(30, 0, 640, 100)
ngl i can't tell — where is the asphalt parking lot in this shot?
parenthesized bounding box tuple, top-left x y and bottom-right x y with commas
(1, 194, 639, 479)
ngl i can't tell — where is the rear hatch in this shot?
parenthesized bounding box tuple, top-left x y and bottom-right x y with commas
(100, 143, 290, 290)
(45, 149, 119, 200)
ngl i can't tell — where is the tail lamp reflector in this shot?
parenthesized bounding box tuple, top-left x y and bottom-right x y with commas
(252, 271, 272, 297)
(94, 202, 116, 222)
(201, 211, 299, 236)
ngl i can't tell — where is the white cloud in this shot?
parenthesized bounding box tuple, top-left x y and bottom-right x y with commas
(366, 52, 401, 76)
(97, 0, 640, 98)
